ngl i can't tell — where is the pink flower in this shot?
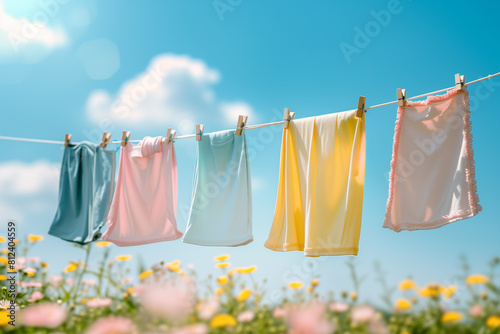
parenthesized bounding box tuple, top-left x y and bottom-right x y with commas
(66, 278, 74, 286)
(27, 257, 40, 263)
(49, 276, 63, 287)
(86, 316, 136, 334)
(169, 324, 209, 334)
(329, 302, 349, 313)
(273, 306, 286, 318)
(21, 303, 67, 328)
(369, 313, 388, 334)
(24, 267, 37, 274)
(15, 257, 26, 271)
(285, 303, 334, 334)
(20, 281, 42, 288)
(28, 291, 44, 302)
(351, 305, 376, 324)
(0, 299, 18, 310)
(237, 310, 255, 322)
(469, 304, 483, 317)
(139, 282, 195, 321)
(86, 298, 112, 308)
(197, 296, 219, 320)
(82, 279, 96, 286)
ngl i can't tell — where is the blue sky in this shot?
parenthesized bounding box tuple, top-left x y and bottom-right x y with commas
(0, 0, 499, 304)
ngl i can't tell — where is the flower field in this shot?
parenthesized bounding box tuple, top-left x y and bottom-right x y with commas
(0, 235, 499, 334)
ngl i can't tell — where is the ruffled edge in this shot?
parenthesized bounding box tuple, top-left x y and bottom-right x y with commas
(382, 105, 405, 230)
(462, 88, 483, 215)
(405, 88, 459, 106)
(383, 87, 482, 232)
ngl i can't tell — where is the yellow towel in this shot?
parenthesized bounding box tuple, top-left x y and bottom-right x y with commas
(265, 109, 366, 256)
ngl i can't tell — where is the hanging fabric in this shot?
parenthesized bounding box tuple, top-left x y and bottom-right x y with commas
(265, 109, 366, 256)
(101, 136, 182, 246)
(49, 142, 115, 244)
(183, 130, 253, 246)
(383, 87, 482, 232)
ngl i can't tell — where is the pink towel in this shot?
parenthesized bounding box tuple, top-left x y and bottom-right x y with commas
(384, 87, 482, 232)
(102, 136, 182, 246)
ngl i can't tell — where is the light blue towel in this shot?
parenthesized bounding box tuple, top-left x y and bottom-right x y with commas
(183, 130, 253, 246)
(49, 142, 115, 244)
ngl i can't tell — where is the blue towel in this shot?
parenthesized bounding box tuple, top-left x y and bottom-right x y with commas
(49, 142, 115, 244)
(183, 130, 253, 246)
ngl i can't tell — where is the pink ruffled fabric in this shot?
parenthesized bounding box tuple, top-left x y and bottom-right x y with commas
(384, 87, 481, 232)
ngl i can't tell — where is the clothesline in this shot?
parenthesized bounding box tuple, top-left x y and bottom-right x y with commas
(1, 71, 499, 146)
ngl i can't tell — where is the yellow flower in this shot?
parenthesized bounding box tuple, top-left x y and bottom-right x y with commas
(0, 257, 8, 266)
(399, 279, 417, 291)
(139, 270, 153, 280)
(311, 279, 319, 287)
(288, 281, 303, 290)
(41, 262, 48, 268)
(96, 241, 111, 248)
(237, 289, 252, 301)
(0, 237, 5, 243)
(419, 284, 442, 298)
(81, 298, 87, 305)
(65, 263, 78, 272)
(210, 314, 237, 328)
(307, 286, 313, 293)
(0, 275, 6, 280)
(236, 266, 257, 274)
(486, 315, 500, 329)
(214, 254, 230, 262)
(26, 272, 35, 277)
(115, 255, 132, 262)
(215, 262, 231, 269)
(28, 234, 44, 243)
(444, 285, 457, 299)
(350, 292, 358, 301)
(127, 287, 134, 294)
(395, 298, 412, 311)
(13, 240, 19, 245)
(0, 249, 7, 255)
(0, 310, 9, 327)
(466, 274, 489, 285)
(166, 260, 181, 272)
(215, 287, 223, 295)
(441, 311, 463, 323)
(217, 275, 229, 285)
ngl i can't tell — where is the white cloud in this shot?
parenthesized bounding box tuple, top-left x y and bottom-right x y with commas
(86, 54, 257, 134)
(0, 3, 67, 63)
(0, 160, 60, 223)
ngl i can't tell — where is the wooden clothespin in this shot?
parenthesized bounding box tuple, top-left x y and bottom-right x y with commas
(121, 131, 131, 147)
(235, 115, 248, 136)
(196, 124, 204, 141)
(100, 132, 112, 148)
(165, 128, 176, 143)
(64, 134, 72, 147)
(455, 73, 465, 92)
(397, 88, 406, 107)
(356, 96, 366, 118)
(283, 108, 296, 129)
